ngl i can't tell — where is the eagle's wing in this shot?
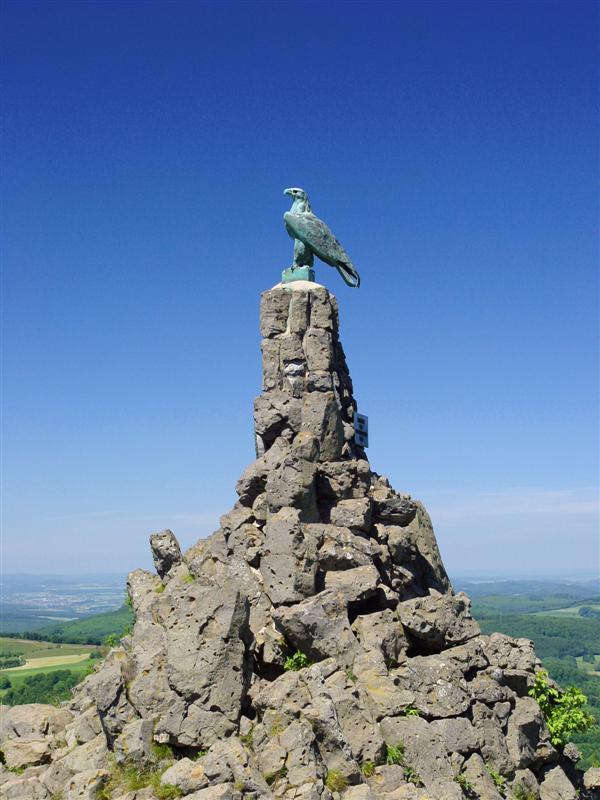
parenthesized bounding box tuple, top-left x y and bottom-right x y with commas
(284, 211, 361, 288)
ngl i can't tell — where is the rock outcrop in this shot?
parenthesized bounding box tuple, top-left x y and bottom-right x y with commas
(1, 281, 594, 799)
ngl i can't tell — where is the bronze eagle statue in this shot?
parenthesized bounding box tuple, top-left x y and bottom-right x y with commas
(283, 188, 361, 288)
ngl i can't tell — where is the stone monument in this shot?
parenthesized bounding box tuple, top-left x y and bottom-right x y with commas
(0, 281, 593, 800)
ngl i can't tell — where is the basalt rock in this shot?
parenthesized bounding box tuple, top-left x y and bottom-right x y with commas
(2, 281, 586, 799)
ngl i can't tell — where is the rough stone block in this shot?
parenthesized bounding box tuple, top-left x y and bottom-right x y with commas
(506, 696, 552, 769)
(539, 765, 578, 800)
(330, 497, 372, 531)
(379, 716, 462, 799)
(260, 337, 281, 391)
(301, 391, 344, 461)
(397, 592, 480, 652)
(304, 328, 334, 372)
(309, 289, 335, 330)
(352, 609, 408, 666)
(266, 453, 317, 519)
(394, 653, 471, 719)
(324, 564, 381, 605)
(279, 333, 304, 364)
(261, 508, 319, 605)
(260, 289, 289, 338)
(462, 752, 504, 800)
(430, 717, 478, 754)
(150, 530, 182, 579)
(317, 459, 371, 500)
(317, 525, 376, 571)
(273, 589, 359, 664)
(289, 290, 311, 334)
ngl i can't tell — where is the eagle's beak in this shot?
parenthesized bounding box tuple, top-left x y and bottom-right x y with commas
(283, 188, 294, 197)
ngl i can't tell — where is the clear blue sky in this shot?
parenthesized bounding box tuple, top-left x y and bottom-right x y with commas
(3, 0, 598, 577)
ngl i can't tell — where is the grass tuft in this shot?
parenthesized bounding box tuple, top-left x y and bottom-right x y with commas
(151, 741, 174, 761)
(239, 726, 254, 747)
(325, 769, 348, 792)
(511, 783, 538, 800)
(264, 766, 287, 785)
(403, 766, 423, 786)
(454, 772, 475, 796)
(385, 742, 405, 766)
(96, 758, 181, 800)
(361, 760, 375, 777)
(486, 766, 507, 797)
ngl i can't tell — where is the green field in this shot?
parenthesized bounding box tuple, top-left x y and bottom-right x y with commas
(576, 655, 600, 677)
(0, 655, 96, 704)
(468, 595, 600, 619)
(0, 636, 93, 659)
(0, 608, 131, 706)
(0, 656, 94, 687)
(534, 603, 600, 617)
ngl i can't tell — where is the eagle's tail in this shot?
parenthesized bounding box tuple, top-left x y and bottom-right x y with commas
(336, 260, 361, 288)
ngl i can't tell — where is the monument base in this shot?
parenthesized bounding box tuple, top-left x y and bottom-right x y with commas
(281, 266, 315, 284)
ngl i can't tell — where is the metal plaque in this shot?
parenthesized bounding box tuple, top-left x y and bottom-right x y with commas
(354, 412, 369, 448)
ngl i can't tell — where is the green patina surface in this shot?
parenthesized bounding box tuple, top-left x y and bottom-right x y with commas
(282, 187, 361, 288)
(281, 266, 315, 284)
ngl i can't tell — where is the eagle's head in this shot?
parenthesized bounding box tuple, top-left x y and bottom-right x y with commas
(284, 187, 308, 201)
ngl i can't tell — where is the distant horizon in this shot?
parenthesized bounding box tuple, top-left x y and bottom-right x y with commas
(3, 568, 598, 581)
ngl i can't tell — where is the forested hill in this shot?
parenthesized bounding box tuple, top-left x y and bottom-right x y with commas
(455, 576, 600, 769)
(0, 605, 133, 645)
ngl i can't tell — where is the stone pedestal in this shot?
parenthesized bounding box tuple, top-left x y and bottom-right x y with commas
(255, 282, 357, 462)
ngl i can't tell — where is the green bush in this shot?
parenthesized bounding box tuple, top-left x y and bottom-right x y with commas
(529, 669, 595, 746)
(283, 650, 313, 671)
(398, 704, 420, 717)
